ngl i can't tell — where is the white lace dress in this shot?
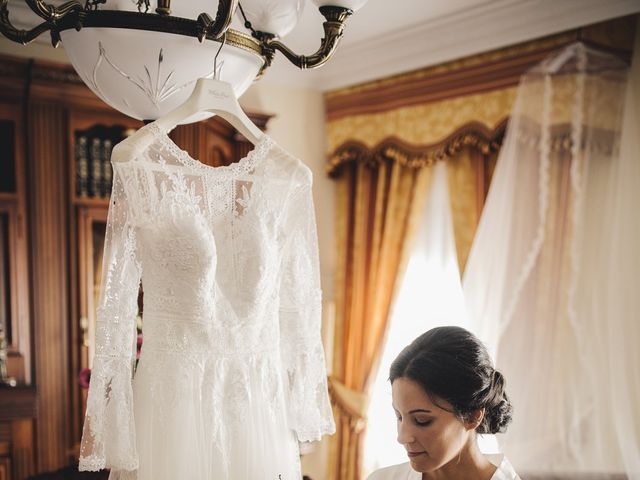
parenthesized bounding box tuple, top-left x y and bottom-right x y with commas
(78, 123, 335, 480)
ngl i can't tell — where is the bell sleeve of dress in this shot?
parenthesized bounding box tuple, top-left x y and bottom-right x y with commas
(278, 165, 336, 443)
(79, 165, 142, 472)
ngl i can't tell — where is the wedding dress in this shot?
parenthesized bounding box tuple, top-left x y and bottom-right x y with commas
(78, 122, 335, 480)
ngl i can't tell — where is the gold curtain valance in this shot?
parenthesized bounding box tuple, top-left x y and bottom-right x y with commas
(327, 118, 619, 179)
(326, 120, 507, 178)
(511, 117, 618, 155)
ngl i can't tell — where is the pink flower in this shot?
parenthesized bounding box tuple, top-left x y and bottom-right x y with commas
(136, 333, 143, 359)
(79, 368, 91, 389)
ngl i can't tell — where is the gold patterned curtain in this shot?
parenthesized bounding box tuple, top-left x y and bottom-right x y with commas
(327, 158, 431, 480)
(326, 126, 503, 479)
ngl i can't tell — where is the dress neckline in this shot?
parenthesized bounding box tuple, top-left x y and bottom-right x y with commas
(144, 121, 273, 176)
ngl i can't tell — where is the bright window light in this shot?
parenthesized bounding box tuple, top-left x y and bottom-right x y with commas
(363, 162, 494, 476)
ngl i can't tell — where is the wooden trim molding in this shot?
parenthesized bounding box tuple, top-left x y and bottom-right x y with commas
(327, 120, 507, 178)
(325, 46, 561, 121)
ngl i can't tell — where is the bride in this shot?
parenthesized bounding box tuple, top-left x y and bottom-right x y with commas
(368, 326, 520, 480)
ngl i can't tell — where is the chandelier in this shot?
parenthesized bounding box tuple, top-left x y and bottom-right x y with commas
(0, 0, 367, 121)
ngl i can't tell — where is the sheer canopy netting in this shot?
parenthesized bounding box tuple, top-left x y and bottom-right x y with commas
(463, 41, 640, 477)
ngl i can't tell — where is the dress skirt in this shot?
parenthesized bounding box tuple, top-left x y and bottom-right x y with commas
(108, 344, 301, 480)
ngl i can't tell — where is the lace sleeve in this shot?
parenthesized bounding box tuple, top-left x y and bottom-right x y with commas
(278, 166, 336, 443)
(79, 165, 142, 472)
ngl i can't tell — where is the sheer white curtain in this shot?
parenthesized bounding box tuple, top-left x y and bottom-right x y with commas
(363, 162, 472, 476)
(602, 26, 640, 477)
(463, 37, 639, 478)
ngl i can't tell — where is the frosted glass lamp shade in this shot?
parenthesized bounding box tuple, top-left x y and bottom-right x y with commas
(312, 0, 368, 12)
(60, 28, 262, 122)
(236, 0, 305, 38)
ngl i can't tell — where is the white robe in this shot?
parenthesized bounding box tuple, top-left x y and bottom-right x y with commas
(368, 454, 520, 480)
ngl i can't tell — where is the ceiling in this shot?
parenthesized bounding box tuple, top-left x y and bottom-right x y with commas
(2, 0, 639, 92)
(260, 0, 640, 90)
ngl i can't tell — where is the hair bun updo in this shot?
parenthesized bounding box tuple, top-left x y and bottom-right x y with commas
(478, 369, 512, 434)
(390, 326, 513, 435)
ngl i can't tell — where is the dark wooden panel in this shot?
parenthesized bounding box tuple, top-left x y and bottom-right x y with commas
(0, 387, 37, 422)
(27, 103, 70, 473)
(0, 412, 37, 480)
(12, 419, 35, 480)
(0, 455, 10, 480)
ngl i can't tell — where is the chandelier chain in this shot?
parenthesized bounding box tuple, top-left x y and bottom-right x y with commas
(136, 0, 150, 14)
(237, 3, 257, 38)
(84, 0, 106, 11)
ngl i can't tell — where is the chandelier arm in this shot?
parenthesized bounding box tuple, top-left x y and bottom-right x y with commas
(25, 0, 83, 22)
(195, 0, 238, 42)
(0, 0, 84, 46)
(208, 0, 238, 38)
(0, 4, 53, 45)
(262, 6, 352, 70)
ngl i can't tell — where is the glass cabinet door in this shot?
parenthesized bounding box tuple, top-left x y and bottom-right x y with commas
(0, 211, 11, 374)
(0, 103, 29, 385)
(77, 207, 108, 371)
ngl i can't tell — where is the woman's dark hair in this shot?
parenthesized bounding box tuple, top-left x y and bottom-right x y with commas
(390, 326, 512, 434)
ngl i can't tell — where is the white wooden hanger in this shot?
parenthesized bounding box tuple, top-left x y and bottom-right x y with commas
(111, 37, 264, 164)
(155, 35, 264, 144)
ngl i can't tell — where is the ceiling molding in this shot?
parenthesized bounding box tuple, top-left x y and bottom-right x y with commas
(310, 0, 640, 91)
(324, 40, 572, 121)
